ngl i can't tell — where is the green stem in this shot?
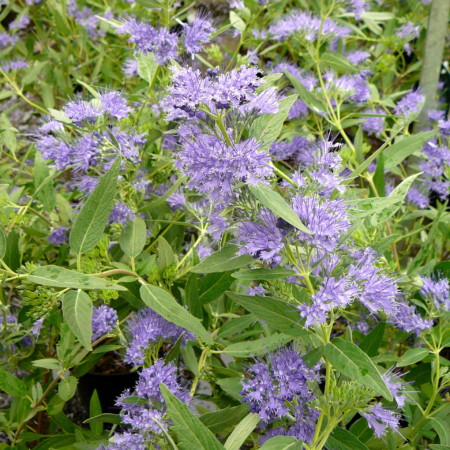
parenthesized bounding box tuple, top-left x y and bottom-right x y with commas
(215, 116, 232, 146)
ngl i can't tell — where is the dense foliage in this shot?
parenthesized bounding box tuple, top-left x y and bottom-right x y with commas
(0, 0, 449, 449)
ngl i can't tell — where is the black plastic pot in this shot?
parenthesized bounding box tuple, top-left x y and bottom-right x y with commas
(78, 371, 139, 414)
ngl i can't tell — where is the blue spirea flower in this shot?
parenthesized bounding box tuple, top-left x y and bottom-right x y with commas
(382, 369, 409, 408)
(117, 18, 178, 64)
(48, 227, 69, 245)
(109, 202, 135, 225)
(236, 209, 285, 264)
(9, 14, 30, 30)
(394, 91, 424, 118)
(288, 99, 308, 119)
(1, 59, 28, 72)
(0, 33, 18, 49)
(420, 276, 449, 311)
(346, 50, 370, 65)
(100, 92, 132, 120)
(362, 108, 385, 136)
(388, 300, 433, 336)
(116, 360, 189, 434)
(91, 305, 118, 341)
(241, 348, 318, 422)
(71, 134, 100, 173)
(270, 136, 314, 165)
(395, 22, 419, 55)
(124, 308, 195, 366)
(175, 135, 273, 202)
(407, 186, 430, 209)
(36, 135, 73, 171)
(183, 13, 215, 54)
(63, 99, 102, 126)
(100, 431, 146, 450)
(362, 404, 400, 437)
(268, 9, 350, 41)
(346, 0, 369, 21)
(291, 195, 350, 252)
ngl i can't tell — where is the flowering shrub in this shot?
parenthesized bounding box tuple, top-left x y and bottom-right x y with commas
(0, 0, 449, 448)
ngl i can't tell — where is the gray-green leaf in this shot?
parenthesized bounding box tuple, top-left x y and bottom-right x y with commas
(260, 436, 303, 450)
(119, 216, 147, 258)
(140, 284, 212, 344)
(0, 229, 5, 260)
(397, 348, 429, 367)
(29, 265, 126, 291)
(69, 157, 120, 254)
(224, 413, 260, 450)
(161, 384, 225, 450)
(324, 339, 392, 400)
(249, 183, 310, 234)
(222, 334, 292, 357)
(190, 245, 254, 274)
(62, 290, 93, 350)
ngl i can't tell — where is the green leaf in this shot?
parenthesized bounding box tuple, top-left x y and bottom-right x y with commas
(372, 153, 385, 197)
(326, 427, 368, 450)
(29, 265, 126, 291)
(383, 130, 437, 169)
(351, 173, 421, 227)
(217, 315, 257, 339)
(260, 436, 303, 449)
(222, 334, 292, 357)
(83, 413, 122, 425)
(58, 376, 78, 401)
(199, 406, 249, 434)
(190, 245, 254, 274)
(0, 368, 27, 396)
(0, 229, 5, 260)
(69, 158, 120, 254)
(32, 358, 61, 370)
(161, 384, 225, 450)
(62, 290, 93, 350)
(119, 217, 147, 259)
(321, 52, 357, 73)
(89, 390, 102, 435)
(216, 378, 243, 401)
(227, 293, 309, 338)
(231, 268, 295, 281)
(283, 70, 325, 112)
(198, 271, 235, 304)
(249, 95, 299, 150)
(359, 322, 385, 357)
(430, 418, 450, 446)
(397, 348, 430, 367)
(137, 53, 158, 82)
(140, 284, 212, 344)
(229, 11, 246, 32)
(324, 339, 392, 400)
(224, 413, 260, 450)
(248, 183, 310, 233)
(34, 154, 56, 211)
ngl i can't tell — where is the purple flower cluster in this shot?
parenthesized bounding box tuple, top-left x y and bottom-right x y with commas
(118, 18, 178, 65)
(67, 0, 109, 39)
(420, 276, 449, 311)
(270, 136, 314, 165)
(363, 404, 400, 437)
(91, 305, 118, 341)
(394, 91, 424, 118)
(388, 299, 432, 336)
(395, 22, 419, 55)
(175, 135, 273, 202)
(268, 10, 350, 41)
(109, 202, 135, 225)
(236, 210, 284, 264)
(347, 0, 369, 21)
(362, 108, 385, 136)
(0, 33, 18, 49)
(162, 65, 268, 120)
(9, 15, 30, 31)
(124, 308, 195, 366)
(48, 227, 69, 245)
(241, 348, 319, 443)
(1, 59, 28, 72)
(183, 13, 215, 55)
(116, 360, 189, 435)
(324, 72, 371, 104)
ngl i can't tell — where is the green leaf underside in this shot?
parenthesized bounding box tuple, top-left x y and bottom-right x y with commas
(29, 265, 126, 291)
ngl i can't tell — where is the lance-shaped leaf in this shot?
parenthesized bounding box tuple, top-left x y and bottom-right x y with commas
(249, 183, 310, 234)
(140, 284, 212, 344)
(69, 157, 120, 254)
(161, 384, 225, 450)
(324, 339, 392, 400)
(62, 290, 93, 350)
(29, 265, 126, 291)
(119, 216, 147, 258)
